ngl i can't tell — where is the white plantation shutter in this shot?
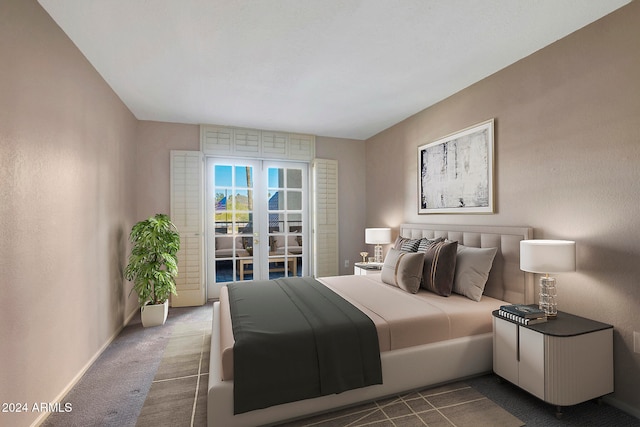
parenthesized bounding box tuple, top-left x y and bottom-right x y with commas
(170, 150, 205, 306)
(312, 159, 338, 277)
(260, 131, 288, 158)
(201, 126, 233, 155)
(200, 125, 315, 161)
(233, 128, 261, 156)
(289, 134, 315, 160)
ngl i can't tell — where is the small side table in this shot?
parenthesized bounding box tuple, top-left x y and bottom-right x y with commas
(354, 262, 383, 275)
(493, 308, 613, 418)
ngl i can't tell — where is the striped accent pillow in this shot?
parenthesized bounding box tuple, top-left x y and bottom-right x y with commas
(393, 236, 422, 252)
(394, 236, 444, 252)
(417, 237, 444, 252)
(421, 240, 458, 296)
(401, 239, 421, 252)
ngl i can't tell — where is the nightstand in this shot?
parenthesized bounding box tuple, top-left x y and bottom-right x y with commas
(354, 262, 382, 275)
(493, 308, 613, 418)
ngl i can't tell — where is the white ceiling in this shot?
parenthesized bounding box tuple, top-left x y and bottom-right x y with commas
(38, 0, 629, 140)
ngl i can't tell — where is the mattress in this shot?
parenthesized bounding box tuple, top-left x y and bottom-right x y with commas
(219, 273, 505, 381)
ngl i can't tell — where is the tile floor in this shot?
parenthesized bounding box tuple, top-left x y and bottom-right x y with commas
(276, 382, 523, 427)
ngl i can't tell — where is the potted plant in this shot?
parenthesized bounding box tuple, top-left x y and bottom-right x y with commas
(124, 214, 180, 327)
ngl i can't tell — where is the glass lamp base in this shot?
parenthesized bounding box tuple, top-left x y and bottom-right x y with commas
(374, 245, 384, 263)
(539, 276, 557, 317)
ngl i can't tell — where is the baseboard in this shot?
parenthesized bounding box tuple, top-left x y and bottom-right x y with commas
(124, 306, 139, 325)
(603, 395, 640, 420)
(31, 307, 139, 427)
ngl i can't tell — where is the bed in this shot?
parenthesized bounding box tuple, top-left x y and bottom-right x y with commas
(208, 223, 533, 427)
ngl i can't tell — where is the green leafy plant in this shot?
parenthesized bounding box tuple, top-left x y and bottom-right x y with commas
(124, 214, 180, 307)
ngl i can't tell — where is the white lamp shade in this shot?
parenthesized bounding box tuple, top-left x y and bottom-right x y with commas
(365, 228, 392, 245)
(520, 240, 576, 273)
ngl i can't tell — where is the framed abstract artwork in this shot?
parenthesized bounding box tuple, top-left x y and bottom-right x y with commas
(418, 119, 494, 214)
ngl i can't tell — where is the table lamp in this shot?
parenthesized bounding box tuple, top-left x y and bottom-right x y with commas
(365, 228, 391, 263)
(520, 239, 576, 318)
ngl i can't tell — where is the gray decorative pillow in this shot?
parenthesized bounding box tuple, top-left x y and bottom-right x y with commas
(393, 236, 422, 252)
(453, 245, 498, 301)
(417, 237, 444, 252)
(381, 248, 425, 294)
(393, 236, 443, 252)
(421, 240, 458, 296)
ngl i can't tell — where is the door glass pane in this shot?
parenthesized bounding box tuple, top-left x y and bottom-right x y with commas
(287, 168, 302, 188)
(214, 188, 231, 233)
(287, 212, 303, 277)
(235, 167, 252, 187)
(268, 212, 285, 234)
(288, 213, 303, 233)
(215, 166, 232, 186)
(268, 190, 285, 212)
(236, 257, 255, 281)
(287, 191, 302, 210)
(240, 236, 254, 256)
(216, 260, 235, 282)
(268, 168, 284, 188)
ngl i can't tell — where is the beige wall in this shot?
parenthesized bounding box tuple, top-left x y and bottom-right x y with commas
(135, 121, 200, 219)
(366, 2, 640, 414)
(0, 1, 139, 426)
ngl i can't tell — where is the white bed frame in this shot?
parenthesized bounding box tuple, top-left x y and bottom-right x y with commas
(207, 223, 533, 427)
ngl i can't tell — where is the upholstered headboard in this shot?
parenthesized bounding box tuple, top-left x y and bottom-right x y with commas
(400, 223, 534, 304)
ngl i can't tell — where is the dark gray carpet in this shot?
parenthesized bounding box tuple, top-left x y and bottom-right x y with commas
(42, 301, 213, 427)
(135, 320, 210, 426)
(467, 375, 640, 427)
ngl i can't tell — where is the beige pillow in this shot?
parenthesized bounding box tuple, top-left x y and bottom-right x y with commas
(381, 248, 425, 294)
(453, 245, 498, 301)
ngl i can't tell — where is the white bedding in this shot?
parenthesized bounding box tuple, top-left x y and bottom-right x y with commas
(218, 274, 505, 381)
(321, 274, 506, 351)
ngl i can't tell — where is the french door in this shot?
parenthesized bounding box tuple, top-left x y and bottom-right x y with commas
(206, 158, 309, 297)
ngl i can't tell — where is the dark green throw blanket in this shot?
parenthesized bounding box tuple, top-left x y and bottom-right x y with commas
(228, 277, 382, 414)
